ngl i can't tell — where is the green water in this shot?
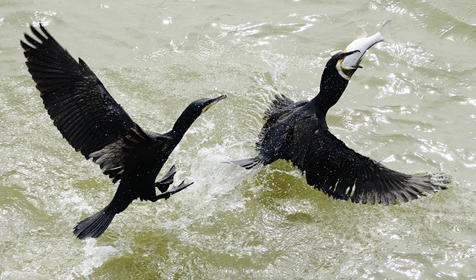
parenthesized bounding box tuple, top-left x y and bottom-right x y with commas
(1, 0, 476, 279)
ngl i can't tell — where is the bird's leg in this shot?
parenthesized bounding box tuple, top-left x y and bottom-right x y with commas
(151, 165, 193, 202)
(155, 165, 177, 193)
(150, 181, 194, 202)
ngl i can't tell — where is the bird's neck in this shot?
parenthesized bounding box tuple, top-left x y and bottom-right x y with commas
(310, 72, 349, 116)
(171, 109, 197, 139)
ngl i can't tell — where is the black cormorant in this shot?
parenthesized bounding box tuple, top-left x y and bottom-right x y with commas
(232, 51, 446, 205)
(21, 24, 226, 239)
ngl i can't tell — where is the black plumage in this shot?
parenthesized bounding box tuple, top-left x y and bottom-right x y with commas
(21, 24, 226, 239)
(232, 51, 446, 205)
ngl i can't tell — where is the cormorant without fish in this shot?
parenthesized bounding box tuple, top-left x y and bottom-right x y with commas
(21, 24, 226, 239)
(231, 22, 446, 205)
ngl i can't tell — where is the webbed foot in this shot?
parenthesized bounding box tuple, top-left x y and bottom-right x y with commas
(151, 181, 194, 201)
(155, 165, 177, 193)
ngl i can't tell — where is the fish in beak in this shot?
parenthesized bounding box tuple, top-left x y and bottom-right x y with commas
(337, 20, 395, 79)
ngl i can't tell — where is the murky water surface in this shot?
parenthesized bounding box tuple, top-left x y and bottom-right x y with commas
(1, 0, 476, 278)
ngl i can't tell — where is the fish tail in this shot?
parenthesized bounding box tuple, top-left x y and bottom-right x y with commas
(380, 20, 395, 43)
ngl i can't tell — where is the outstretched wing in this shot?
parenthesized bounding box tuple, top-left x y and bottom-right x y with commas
(21, 24, 136, 158)
(297, 129, 444, 205)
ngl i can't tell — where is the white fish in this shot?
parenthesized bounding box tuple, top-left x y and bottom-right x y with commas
(337, 20, 395, 79)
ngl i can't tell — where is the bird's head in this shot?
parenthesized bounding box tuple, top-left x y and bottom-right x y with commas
(326, 50, 362, 80)
(190, 94, 227, 115)
(172, 95, 227, 135)
(319, 50, 361, 92)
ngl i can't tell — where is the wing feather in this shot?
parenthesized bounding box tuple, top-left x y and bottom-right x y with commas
(297, 129, 443, 205)
(22, 24, 136, 158)
(257, 94, 307, 151)
(90, 125, 169, 183)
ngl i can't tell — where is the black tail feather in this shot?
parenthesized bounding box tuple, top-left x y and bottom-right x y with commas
(229, 157, 265, 169)
(73, 207, 115, 239)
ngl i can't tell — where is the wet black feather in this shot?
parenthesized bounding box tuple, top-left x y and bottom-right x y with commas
(22, 24, 222, 239)
(232, 51, 446, 205)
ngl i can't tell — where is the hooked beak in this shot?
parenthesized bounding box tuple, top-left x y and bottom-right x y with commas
(203, 95, 227, 113)
(337, 50, 362, 78)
